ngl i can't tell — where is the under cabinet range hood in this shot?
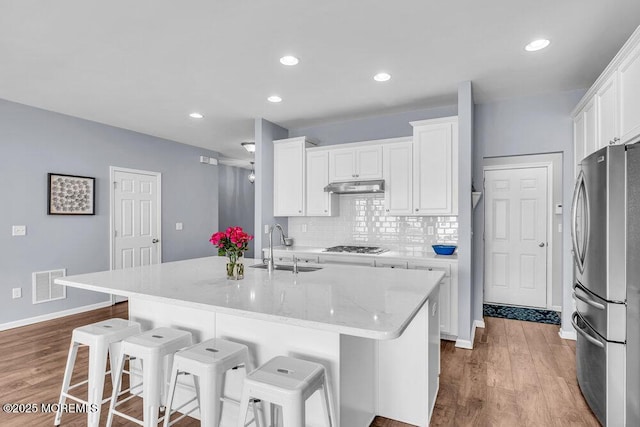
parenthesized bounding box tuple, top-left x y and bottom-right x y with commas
(323, 179, 385, 194)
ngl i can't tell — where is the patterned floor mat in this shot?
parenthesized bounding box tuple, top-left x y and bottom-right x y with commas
(483, 304, 561, 325)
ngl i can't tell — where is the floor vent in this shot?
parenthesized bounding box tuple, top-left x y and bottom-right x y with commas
(32, 269, 67, 304)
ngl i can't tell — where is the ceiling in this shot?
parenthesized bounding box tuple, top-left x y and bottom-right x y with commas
(1, 1, 639, 161)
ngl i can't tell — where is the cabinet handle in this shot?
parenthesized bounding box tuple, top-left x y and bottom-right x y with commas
(298, 210, 302, 213)
(386, 209, 390, 212)
(415, 208, 419, 212)
(324, 209, 328, 212)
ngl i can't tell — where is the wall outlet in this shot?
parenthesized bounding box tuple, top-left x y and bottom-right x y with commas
(176, 222, 183, 231)
(264, 225, 269, 234)
(302, 224, 307, 233)
(12, 287, 21, 299)
(12, 225, 26, 236)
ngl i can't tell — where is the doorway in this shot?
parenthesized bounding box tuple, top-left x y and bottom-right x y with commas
(110, 167, 162, 303)
(484, 164, 552, 309)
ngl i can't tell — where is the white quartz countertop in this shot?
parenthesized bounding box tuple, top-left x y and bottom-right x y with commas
(266, 245, 458, 262)
(57, 256, 443, 340)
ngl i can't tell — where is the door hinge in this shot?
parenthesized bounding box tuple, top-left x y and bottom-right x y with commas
(113, 181, 117, 189)
(114, 230, 118, 237)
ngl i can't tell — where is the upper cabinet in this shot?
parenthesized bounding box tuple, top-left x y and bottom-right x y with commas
(329, 145, 383, 182)
(411, 117, 459, 215)
(619, 43, 640, 144)
(383, 140, 413, 215)
(573, 26, 640, 164)
(306, 149, 338, 216)
(273, 137, 315, 216)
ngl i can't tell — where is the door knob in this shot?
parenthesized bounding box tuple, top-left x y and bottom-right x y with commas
(539, 242, 545, 247)
(152, 238, 159, 243)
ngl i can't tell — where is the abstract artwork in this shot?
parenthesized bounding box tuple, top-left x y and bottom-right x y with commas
(47, 173, 95, 215)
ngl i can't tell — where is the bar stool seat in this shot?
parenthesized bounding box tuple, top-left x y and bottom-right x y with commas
(107, 327, 193, 427)
(237, 356, 334, 427)
(164, 338, 264, 427)
(54, 318, 142, 427)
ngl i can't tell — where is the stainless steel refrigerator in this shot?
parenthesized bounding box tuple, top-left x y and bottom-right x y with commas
(571, 143, 640, 426)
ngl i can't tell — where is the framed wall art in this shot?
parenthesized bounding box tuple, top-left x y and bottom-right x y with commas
(47, 173, 95, 215)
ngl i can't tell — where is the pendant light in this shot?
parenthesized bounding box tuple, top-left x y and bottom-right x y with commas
(248, 161, 255, 184)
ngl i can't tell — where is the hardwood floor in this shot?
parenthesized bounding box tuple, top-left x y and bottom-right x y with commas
(0, 305, 598, 426)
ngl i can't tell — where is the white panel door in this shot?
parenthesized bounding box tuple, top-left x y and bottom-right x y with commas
(273, 138, 305, 216)
(113, 169, 161, 271)
(484, 167, 548, 308)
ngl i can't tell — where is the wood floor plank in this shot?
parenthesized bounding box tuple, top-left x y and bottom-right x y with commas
(1, 306, 600, 427)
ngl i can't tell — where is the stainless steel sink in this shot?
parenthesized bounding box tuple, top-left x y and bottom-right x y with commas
(249, 264, 322, 272)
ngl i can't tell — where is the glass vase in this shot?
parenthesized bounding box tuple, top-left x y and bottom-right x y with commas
(226, 261, 236, 279)
(236, 254, 245, 280)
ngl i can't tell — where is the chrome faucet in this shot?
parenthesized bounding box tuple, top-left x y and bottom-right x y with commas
(266, 224, 287, 273)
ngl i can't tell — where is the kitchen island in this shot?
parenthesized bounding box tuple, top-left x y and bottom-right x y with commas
(57, 256, 443, 427)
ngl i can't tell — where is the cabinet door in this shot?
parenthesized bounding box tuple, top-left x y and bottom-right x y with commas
(306, 151, 334, 216)
(329, 148, 356, 181)
(356, 146, 383, 179)
(619, 44, 640, 144)
(584, 98, 598, 157)
(273, 139, 305, 216)
(574, 112, 586, 176)
(596, 73, 618, 148)
(413, 121, 458, 215)
(383, 142, 413, 215)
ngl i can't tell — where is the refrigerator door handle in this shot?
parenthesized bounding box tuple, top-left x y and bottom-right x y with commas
(573, 289, 605, 311)
(571, 171, 589, 274)
(572, 312, 605, 348)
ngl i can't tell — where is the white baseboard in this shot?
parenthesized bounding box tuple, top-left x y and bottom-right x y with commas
(0, 301, 113, 331)
(550, 305, 562, 312)
(455, 319, 485, 349)
(559, 329, 577, 341)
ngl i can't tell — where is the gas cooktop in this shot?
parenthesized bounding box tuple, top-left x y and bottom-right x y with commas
(323, 245, 388, 254)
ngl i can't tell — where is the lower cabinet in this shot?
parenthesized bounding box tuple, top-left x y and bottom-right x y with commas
(409, 261, 458, 340)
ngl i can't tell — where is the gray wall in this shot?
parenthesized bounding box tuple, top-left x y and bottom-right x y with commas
(457, 81, 475, 343)
(218, 164, 255, 258)
(473, 89, 587, 335)
(0, 98, 220, 325)
(289, 104, 458, 145)
(254, 118, 289, 253)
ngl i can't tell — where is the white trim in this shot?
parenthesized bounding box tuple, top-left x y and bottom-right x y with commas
(483, 162, 555, 310)
(410, 115, 459, 127)
(110, 166, 162, 305)
(455, 321, 479, 349)
(0, 301, 113, 331)
(559, 329, 577, 341)
(474, 319, 486, 329)
(306, 135, 411, 152)
(550, 305, 562, 312)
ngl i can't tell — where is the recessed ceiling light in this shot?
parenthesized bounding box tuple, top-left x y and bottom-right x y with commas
(189, 112, 204, 119)
(267, 95, 282, 103)
(374, 72, 391, 82)
(525, 39, 550, 52)
(279, 55, 299, 66)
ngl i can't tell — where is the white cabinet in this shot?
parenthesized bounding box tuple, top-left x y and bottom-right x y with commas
(411, 117, 459, 215)
(596, 73, 619, 148)
(306, 150, 338, 216)
(409, 261, 457, 340)
(619, 43, 640, 144)
(573, 26, 640, 170)
(328, 145, 383, 182)
(273, 137, 314, 216)
(383, 141, 413, 215)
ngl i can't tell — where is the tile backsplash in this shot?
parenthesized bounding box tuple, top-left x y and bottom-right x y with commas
(288, 194, 458, 250)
